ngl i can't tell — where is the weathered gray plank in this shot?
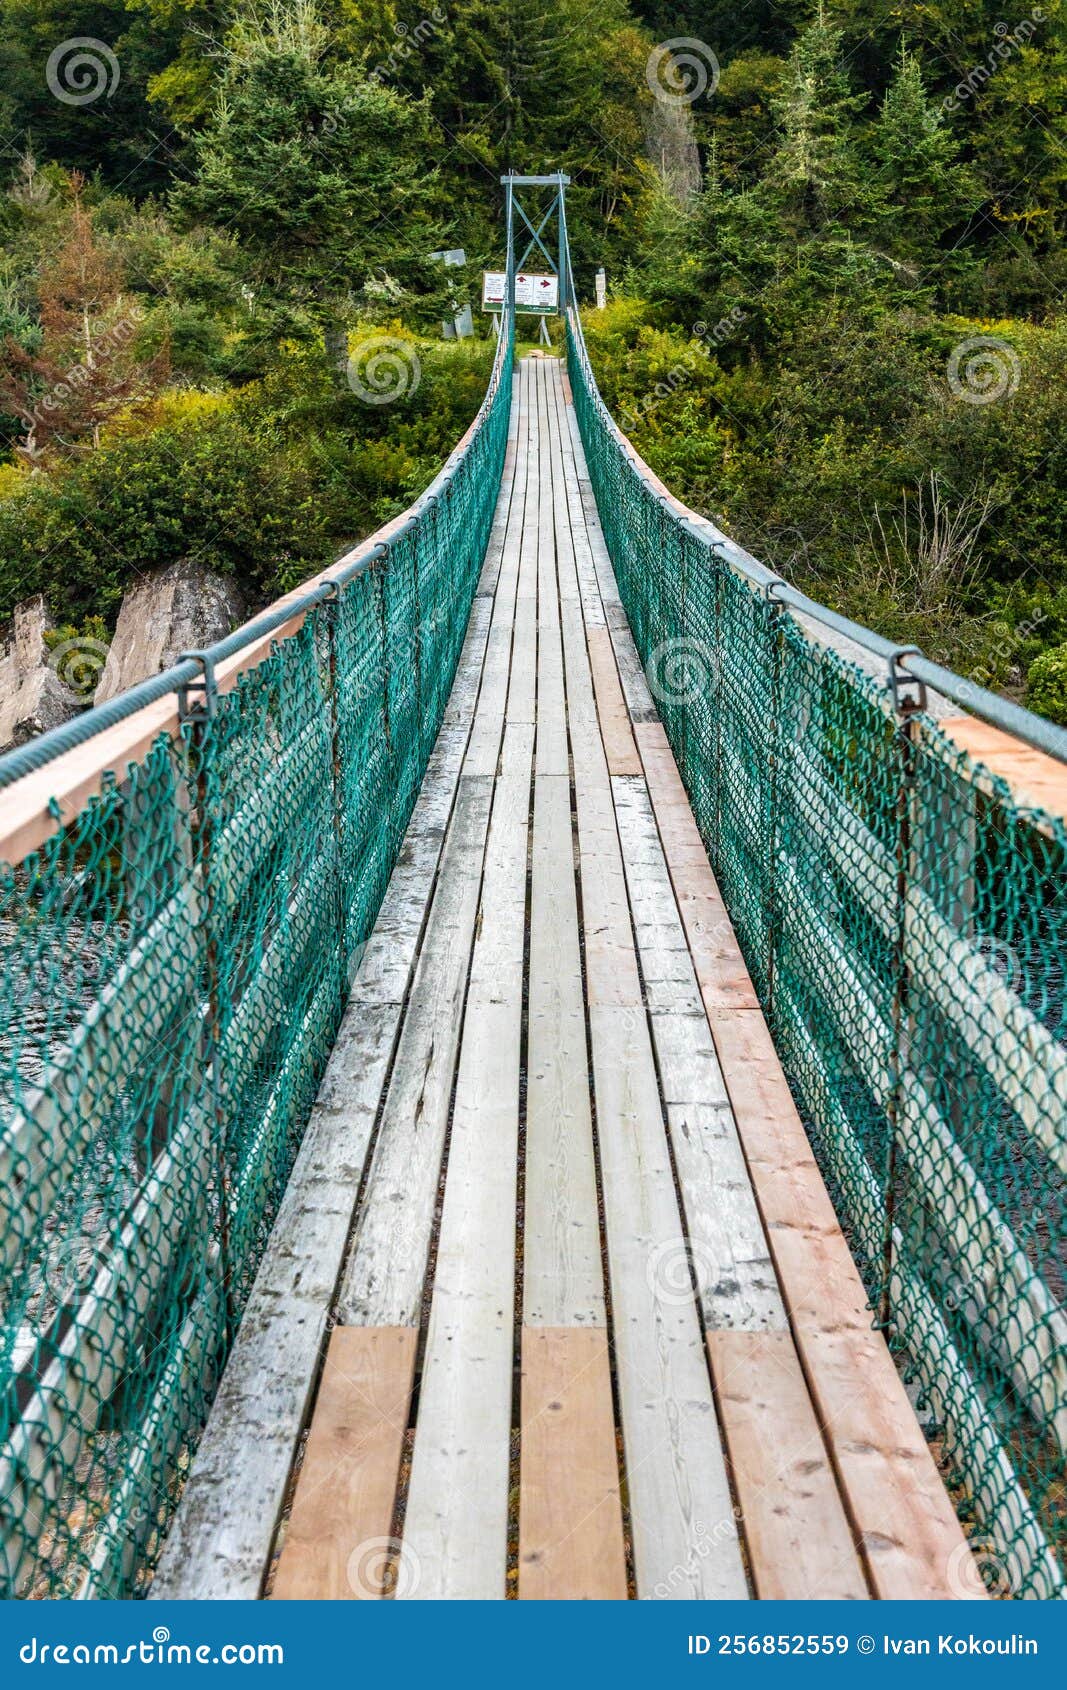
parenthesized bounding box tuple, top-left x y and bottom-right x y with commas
(400, 725, 533, 1598)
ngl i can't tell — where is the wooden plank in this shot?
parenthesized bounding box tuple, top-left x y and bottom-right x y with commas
(706, 1007, 876, 1331)
(587, 628, 642, 776)
(525, 772, 605, 1325)
(588, 1004, 747, 1598)
(637, 723, 760, 1011)
(708, 1330, 868, 1600)
(558, 371, 747, 1598)
(611, 775, 785, 1334)
(519, 1327, 626, 1600)
(703, 1004, 985, 1597)
(338, 776, 492, 1327)
(340, 377, 530, 1331)
(803, 1324, 987, 1600)
(270, 1328, 417, 1600)
(775, 983, 1059, 1598)
(398, 726, 532, 1598)
(941, 714, 1067, 823)
(604, 601, 659, 723)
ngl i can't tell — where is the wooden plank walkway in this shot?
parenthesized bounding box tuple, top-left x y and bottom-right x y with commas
(152, 357, 981, 1603)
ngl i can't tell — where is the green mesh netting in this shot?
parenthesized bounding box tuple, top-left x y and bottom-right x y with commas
(567, 309, 1066, 1601)
(0, 322, 513, 1598)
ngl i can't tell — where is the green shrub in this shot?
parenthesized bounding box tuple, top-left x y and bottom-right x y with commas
(0, 332, 497, 626)
(1027, 645, 1067, 726)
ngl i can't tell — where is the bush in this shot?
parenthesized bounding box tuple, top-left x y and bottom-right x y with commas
(0, 412, 333, 624)
(0, 331, 498, 625)
(1027, 645, 1067, 726)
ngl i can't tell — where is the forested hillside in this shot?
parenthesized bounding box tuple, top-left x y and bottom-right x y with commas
(0, 1, 1065, 714)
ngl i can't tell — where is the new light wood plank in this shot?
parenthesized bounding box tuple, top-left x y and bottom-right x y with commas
(519, 1328, 626, 1600)
(636, 722, 760, 1011)
(801, 1326, 986, 1600)
(708, 1330, 868, 1600)
(271, 1328, 417, 1599)
(587, 628, 642, 775)
(941, 715, 1067, 823)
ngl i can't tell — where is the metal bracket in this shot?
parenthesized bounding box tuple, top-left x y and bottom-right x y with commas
(177, 650, 218, 724)
(764, 577, 789, 604)
(887, 646, 927, 716)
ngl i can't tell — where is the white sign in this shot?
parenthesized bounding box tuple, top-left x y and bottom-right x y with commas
(482, 270, 559, 313)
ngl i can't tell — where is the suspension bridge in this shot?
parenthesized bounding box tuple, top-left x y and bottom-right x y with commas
(0, 178, 1064, 1603)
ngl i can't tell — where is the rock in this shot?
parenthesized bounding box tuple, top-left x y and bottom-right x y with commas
(94, 561, 247, 705)
(0, 596, 81, 750)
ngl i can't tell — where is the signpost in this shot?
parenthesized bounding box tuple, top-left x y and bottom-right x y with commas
(482, 271, 559, 314)
(488, 175, 570, 344)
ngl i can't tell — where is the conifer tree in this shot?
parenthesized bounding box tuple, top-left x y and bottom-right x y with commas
(867, 46, 979, 273)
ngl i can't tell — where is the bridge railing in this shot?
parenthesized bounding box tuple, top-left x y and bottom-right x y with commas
(565, 274, 1067, 1599)
(0, 310, 514, 1597)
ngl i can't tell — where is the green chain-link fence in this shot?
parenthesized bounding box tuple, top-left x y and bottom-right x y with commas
(0, 318, 513, 1598)
(567, 300, 1067, 1600)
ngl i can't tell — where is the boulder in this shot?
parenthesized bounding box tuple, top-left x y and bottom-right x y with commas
(0, 596, 80, 750)
(95, 561, 246, 705)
